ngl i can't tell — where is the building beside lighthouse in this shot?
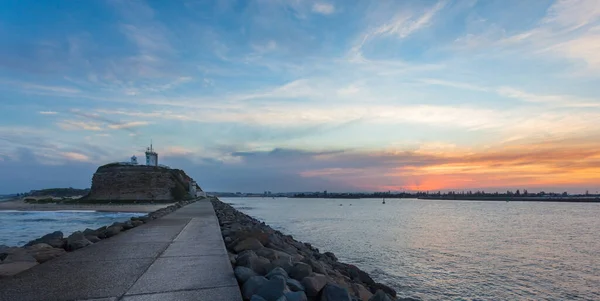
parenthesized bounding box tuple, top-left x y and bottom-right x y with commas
(145, 144, 158, 166)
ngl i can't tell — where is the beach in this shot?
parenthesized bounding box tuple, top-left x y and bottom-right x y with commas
(0, 199, 173, 213)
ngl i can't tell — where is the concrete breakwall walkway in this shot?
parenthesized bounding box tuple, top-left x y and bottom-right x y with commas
(0, 200, 242, 301)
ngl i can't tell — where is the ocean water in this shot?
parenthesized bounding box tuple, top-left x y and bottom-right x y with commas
(223, 197, 600, 301)
(0, 210, 144, 246)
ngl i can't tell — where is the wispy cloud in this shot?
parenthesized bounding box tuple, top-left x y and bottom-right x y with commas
(39, 111, 58, 115)
(496, 86, 600, 107)
(58, 120, 103, 131)
(419, 78, 488, 92)
(312, 3, 335, 15)
(453, 0, 600, 72)
(0, 80, 80, 95)
(351, 1, 447, 59)
(61, 151, 90, 162)
(107, 121, 150, 130)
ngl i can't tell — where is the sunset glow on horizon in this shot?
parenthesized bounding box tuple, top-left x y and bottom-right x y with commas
(1, 0, 600, 193)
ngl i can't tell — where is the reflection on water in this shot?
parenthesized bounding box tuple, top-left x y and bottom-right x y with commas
(0, 210, 144, 246)
(224, 197, 600, 300)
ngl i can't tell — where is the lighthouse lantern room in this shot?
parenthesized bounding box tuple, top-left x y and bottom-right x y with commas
(145, 143, 158, 166)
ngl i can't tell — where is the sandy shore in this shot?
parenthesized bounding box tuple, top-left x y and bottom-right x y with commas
(0, 199, 173, 213)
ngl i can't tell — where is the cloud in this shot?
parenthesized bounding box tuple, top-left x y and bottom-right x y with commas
(61, 151, 90, 162)
(312, 3, 334, 15)
(419, 78, 488, 92)
(546, 31, 600, 70)
(107, 121, 150, 130)
(542, 0, 600, 31)
(375, 1, 446, 39)
(251, 40, 278, 54)
(496, 86, 600, 107)
(0, 80, 80, 95)
(58, 120, 103, 131)
(453, 0, 600, 72)
(39, 111, 58, 115)
(337, 84, 361, 95)
(350, 1, 447, 59)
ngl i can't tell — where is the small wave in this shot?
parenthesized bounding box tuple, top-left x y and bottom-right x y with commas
(26, 218, 57, 222)
(0, 210, 97, 213)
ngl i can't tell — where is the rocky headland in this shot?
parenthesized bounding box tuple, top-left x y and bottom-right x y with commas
(84, 164, 200, 202)
(0, 199, 196, 277)
(213, 199, 413, 301)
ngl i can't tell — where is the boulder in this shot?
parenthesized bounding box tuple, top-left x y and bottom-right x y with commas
(237, 250, 258, 266)
(351, 284, 373, 301)
(251, 296, 268, 301)
(122, 221, 134, 230)
(324, 252, 338, 262)
(256, 247, 289, 261)
(251, 257, 273, 275)
(301, 273, 328, 297)
(131, 220, 144, 227)
(269, 274, 287, 283)
(368, 290, 392, 301)
(255, 277, 286, 301)
(24, 231, 65, 249)
(242, 276, 269, 300)
(272, 256, 294, 273)
(347, 265, 374, 286)
(26, 243, 52, 251)
(103, 226, 122, 238)
(229, 252, 238, 266)
(234, 238, 265, 253)
(235, 266, 258, 283)
(0, 261, 38, 277)
(286, 278, 305, 292)
(29, 247, 66, 263)
(285, 291, 308, 301)
(291, 254, 305, 263)
(303, 258, 327, 275)
(86, 235, 101, 243)
(82, 228, 97, 236)
(369, 283, 396, 298)
(289, 262, 312, 280)
(2, 249, 37, 263)
(266, 267, 289, 280)
(320, 283, 352, 301)
(66, 231, 92, 251)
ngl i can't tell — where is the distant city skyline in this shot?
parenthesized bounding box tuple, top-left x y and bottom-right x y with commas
(1, 0, 600, 194)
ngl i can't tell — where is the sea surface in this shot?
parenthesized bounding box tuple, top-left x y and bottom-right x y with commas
(0, 210, 144, 246)
(223, 197, 600, 301)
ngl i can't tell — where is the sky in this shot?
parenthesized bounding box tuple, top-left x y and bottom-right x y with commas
(1, 0, 600, 194)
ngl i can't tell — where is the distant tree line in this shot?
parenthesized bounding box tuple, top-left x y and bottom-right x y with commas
(291, 190, 600, 199)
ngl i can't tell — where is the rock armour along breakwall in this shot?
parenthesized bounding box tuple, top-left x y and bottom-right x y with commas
(212, 199, 412, 301)
(86, 165, 194, 202)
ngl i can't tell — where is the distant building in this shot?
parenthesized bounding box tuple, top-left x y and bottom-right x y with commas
(131, 155, 138, 165)
(145, 143, 158, 166)
(189, 179, 197, 197)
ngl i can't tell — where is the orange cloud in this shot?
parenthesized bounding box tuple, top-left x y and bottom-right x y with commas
(299, 138, 600, 192)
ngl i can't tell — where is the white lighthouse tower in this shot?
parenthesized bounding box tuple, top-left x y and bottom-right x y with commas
(145, 142, 158, 166)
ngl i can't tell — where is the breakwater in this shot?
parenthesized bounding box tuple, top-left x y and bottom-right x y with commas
(212, 199, 405, 301)
(0, 199, 195, 278)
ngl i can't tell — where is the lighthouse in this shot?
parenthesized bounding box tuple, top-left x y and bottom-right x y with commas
(145, 143, 158, 166)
